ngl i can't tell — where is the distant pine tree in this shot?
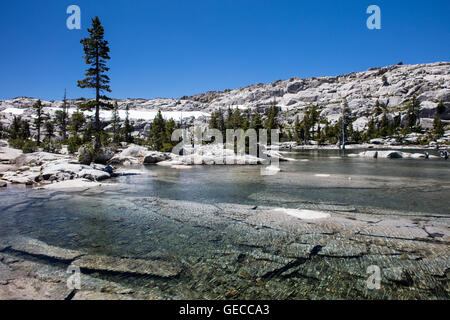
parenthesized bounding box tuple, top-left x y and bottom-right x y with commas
(293, 115, 300, 142)
(407, 96, 421, 131)
(33, 100, 45, 144)
(55, 90, 69, 141)
(149, 110, 166, 151)
(20, 120, 31, 140)
(432, 115, 444, 139)
(69, 108, 86, 136)
(437, 100, 446, 114)
(208, 111, 219, 129)
(122, 104, 133, 143)
(9, 116, 22, 140)
(111, 101, 121, 143)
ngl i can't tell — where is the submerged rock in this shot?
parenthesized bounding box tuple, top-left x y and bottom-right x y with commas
(40, 178, 103, 191)
(273, 208, 331, 220)
(0, 236, 85, 261)
(73, 255, 181, 278)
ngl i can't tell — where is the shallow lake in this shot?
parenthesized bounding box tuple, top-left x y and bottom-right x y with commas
(0, 149, 449, 299)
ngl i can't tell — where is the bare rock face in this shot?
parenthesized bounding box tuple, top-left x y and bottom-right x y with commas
(14, 152, 68, 167)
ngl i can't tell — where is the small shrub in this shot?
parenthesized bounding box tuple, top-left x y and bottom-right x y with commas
(8, 138, 25, 149)
(22, 140, 37, 153)
(78, 144, 97, 165)
(67, 135, 83, 154)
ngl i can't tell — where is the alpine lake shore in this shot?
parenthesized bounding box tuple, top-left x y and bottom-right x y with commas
(0, 140, 449, 300)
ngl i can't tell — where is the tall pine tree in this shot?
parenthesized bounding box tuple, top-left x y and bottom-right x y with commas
(77, 16, 111, 151)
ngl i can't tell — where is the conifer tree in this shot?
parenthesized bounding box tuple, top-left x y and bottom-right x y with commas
(55, 90, 69, 141)
(122, 104, 133, 143)
(20, 121, 31, 140)
(218, 108, 225, 136)
(251, 111, 263, 141)
(33, 100, 45, 144)
(294, 115, 301, 142)
(165, 118, 177, 149)
(149, 110, 166, 151)
(69, 108, 86, 136)
(379, 111, 389, 137)
(225, 107, 234, 130)
(433, 115, 444, 139)
(111, 101, 121, 143)
(407, 96, 421, 131)
(232, 108, 243, 129)
(209, 111, 219, 129)
(437, 101, 446, 114)
(77, 16, 111, 151)
(9, 116, 22, 140)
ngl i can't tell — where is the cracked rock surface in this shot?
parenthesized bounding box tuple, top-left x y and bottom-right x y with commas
(0, 193, 448, 300)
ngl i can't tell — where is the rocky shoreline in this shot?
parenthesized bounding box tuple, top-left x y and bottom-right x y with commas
(2, 138, 448, 190)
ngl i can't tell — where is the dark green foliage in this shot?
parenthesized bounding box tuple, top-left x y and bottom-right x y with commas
(437, 101, 446, 114)
(8, 138, 26, 149)
(122, 105, 133, 143)
(20, 121, 31, 140)
(407, 96, 421, 132)
(44, 120, 55, 140)
(146, 111, 179, 152)
(379, 111, 390, 137)
(374, 100, 382, 116)
(165, 118, 177, 146)
(432, 115, 444, 139)
(33, 100, 45, 143)
(69, 109, 86, 135)
(148, 110, 166, 151)
(55, 90, 69, 141)
(67, 135, 84, 154)
(78, 143, 97, 165)
(225, 108, 234, 130)
(9, 116, 21, 140)
(111, 101, 121, 143)
(77, 16, 111, 151)
(208, 110, 219, 130)
(364, 117, 378, 141)
(22, 140, 37, 154)
(231, 108, 243, 129)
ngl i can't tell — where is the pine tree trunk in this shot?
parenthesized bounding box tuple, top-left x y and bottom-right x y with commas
(95, 47, 101, 151)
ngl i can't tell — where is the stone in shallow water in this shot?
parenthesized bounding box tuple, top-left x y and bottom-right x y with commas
(40, 179, 102, 191)
(273, 208, 331, 220)
(73, 255, 181, 278)
(0, 236, 85, 261)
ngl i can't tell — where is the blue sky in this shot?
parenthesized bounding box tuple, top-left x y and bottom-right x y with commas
(0, 0, 449, 100)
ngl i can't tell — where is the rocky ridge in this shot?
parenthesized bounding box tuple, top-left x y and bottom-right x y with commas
(1, 62, 449, 140)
